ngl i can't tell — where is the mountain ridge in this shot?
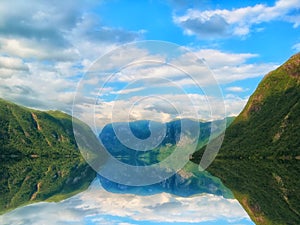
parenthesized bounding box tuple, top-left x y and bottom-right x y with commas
(192, 52, 300, 225)
(239, 52, 300, 122)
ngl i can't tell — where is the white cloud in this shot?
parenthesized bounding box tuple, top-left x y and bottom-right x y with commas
(0, 55, 28, 71)
(226, 86, 249, 92)
(0, 179, 252, 225)
(216, 63, 276, 83)
(71, 46, 278, 129)
(75, 91, 249, 130)
(224, 94, 249, 117)
(118, 223, 137, 225)
(0, 1, 143, 111)
(0, 60, 79, 111)
(0, 42, 275, 128)
(116, 48, 276, 84)
(0, 55, 29, 78)
(0, 37, 80, 61)
(91, 47, 275, 87)
(67, 13, 144, 61)
(193, 49, 278, 83)
(111, 87, 146, 95)
(85, 46, 152, 74)
(195, 49, 257, 67)
(292, 43, 300, 51)
(173, 0, 300, 38)
(0, 1, 142, 62)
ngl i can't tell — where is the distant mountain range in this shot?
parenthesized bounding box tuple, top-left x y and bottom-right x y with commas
(193, 53, 300, 225)
(99, 117, 233, 166)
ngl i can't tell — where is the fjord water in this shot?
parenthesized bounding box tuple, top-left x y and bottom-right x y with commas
(0, 118, 253, 224)
(0, 119, 255, 225)
(0, 168, 255, 225)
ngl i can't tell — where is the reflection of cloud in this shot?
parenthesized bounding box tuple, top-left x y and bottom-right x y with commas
(174, 0, 300, 38)
(0, 179, 253, 225)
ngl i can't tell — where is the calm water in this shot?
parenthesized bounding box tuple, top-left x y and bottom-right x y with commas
(0, 178, 254, 225)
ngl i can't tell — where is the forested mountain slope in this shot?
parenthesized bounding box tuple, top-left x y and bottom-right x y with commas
(193, 53, 300, 225)
(0, 99, 95, 214)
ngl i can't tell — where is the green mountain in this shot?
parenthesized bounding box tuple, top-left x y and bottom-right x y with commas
(220, 52, 300, 159)
(193, 53, 300, 224)
(0, 99, 95, 214)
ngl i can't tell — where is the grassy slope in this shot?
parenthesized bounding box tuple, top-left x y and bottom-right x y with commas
(221, 53, 300, 159)
(193, 53, 300, 225)
(0, 99, 96, 214)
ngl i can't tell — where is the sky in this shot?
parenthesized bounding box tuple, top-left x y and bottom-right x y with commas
(1, 1, 299, 224)
(0, 179, 254, 225)
(0, 0, 300, 128)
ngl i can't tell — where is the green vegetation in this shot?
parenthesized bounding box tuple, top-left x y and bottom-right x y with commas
(192, 53, 300, 224)
(0, 99, 96, 214)
(204, 158, 300, 225)
(0, 98, 78, 156)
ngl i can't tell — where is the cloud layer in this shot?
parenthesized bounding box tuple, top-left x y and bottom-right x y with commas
(0, 1, 142, 112)
(72, 42, 277, 129)
(173, 0, 300, 38)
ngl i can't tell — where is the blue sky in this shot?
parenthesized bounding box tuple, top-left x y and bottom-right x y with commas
(95, 0, 300, 62)
(0, 0, 299, 128)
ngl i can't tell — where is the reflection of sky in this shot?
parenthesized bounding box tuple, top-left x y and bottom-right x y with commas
(0, 179, 254, 225)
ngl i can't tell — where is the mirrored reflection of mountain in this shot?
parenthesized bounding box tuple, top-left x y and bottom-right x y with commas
(0, 179, 254, 225)
(97, 161, 233, 198)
